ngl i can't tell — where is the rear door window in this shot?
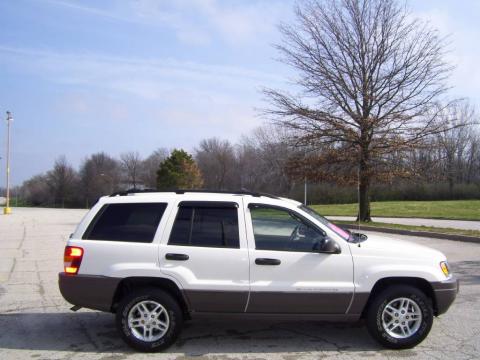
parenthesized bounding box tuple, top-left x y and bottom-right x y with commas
(83, 203, 167, 243)
(168, 202, 240, 248)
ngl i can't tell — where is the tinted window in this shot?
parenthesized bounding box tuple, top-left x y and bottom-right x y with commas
(169, 206, 239, 248)
(83, 203, 167, 243)
(250, 206, 326, 252)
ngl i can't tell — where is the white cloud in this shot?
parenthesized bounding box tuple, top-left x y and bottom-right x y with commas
(0, 45, 276, 143)
(178, 0, 288, 45)
(44, 0, 290, 46)
(54, 92, 130, 122)
(0, 45, 284, 100)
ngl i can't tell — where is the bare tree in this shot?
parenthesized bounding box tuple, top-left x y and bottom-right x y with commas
(435, 101, 478, 193)
(195, 138, 237, 190)
(465, 129, 480, 184)
(46, 156, 78, 207)
(21, 174, 50, 206)
(141, 148, 169, 188)
(80, 152, 120, 207)
(120, 151, 142, 189)
(264, 0, 455, 221)
(238, 126, 296, 194)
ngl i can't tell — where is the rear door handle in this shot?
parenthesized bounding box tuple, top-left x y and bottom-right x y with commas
(165, 253, 189, 261)
(255, 258, 281, 266)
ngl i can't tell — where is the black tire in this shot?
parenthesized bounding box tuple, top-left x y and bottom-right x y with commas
(115, 287, 183, 352)
(366, 285, 433, 349)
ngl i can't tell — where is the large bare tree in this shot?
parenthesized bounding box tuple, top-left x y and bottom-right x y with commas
(265, 0, 454, 221)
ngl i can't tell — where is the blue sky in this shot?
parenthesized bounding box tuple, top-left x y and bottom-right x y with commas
(1, 0, 479, 185)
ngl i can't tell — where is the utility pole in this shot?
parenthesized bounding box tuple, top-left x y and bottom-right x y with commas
(4, 111, 13, 214)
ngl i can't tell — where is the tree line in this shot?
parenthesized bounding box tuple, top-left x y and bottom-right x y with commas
(6, 108, 480, 209)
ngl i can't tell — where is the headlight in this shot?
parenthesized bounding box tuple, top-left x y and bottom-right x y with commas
(440, 261, 450, 277)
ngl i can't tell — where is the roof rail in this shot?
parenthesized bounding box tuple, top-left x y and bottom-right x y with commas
(109, 188, 279, 199)
(109, 188, 158, 197)
(174, 189, 279, 199)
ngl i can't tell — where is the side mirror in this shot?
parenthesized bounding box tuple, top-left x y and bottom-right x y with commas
(319, 237, 341, 254)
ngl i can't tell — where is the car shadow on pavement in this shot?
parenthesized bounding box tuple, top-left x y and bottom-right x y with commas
(0, 311, 382, 355)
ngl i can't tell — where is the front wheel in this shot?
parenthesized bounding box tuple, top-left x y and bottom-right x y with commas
(116, 288, 183, 352)
(366, 285, 433, 349)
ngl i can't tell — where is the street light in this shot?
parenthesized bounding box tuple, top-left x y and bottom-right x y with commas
(4, 111, 13, 214)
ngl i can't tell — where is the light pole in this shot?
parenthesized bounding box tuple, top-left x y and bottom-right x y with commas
(4, 111, 13, 215)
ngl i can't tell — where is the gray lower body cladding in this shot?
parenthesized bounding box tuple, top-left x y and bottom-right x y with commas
(59, 273, 120, 312)
(185, 290, 354, 314)
(58, 273, 356, 315)
(58, 273, 458, 318)
(184, 290, 248, 312)
(432, 277, 459, 315)
(246, 291, 353, 314)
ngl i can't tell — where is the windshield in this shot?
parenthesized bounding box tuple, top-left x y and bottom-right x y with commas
(299, 205, 350, 241)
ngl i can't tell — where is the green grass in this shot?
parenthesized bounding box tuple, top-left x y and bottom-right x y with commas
(311, 200, 480, 221)
(333, 220, 480, 238)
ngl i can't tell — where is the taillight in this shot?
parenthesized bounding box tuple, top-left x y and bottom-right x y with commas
(64, 246, 84, 274)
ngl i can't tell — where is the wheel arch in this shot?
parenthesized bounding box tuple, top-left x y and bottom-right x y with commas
(360, 277, 437, 318)
(111, 276, 190, 318)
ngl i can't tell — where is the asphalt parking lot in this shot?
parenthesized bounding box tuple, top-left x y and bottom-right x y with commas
(1, 208, 479, 360)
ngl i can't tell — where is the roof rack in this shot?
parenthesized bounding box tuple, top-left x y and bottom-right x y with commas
(174, 189, 279, 199)
(109, 188, 158, 197)
(109, 188, 279, 199)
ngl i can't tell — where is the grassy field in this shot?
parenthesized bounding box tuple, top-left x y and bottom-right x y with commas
(311, 200, 480, 221)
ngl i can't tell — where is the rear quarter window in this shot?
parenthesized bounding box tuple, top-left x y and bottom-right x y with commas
(83, 203, 167, 243)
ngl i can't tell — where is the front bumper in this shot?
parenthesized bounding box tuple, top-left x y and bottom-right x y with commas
(58, 273, 121, 312)
(431, 276, 459, 315)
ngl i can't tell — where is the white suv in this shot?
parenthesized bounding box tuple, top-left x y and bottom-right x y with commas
(59, 190, 458, 352)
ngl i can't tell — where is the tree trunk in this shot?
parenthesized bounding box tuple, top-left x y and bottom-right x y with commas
(447, 154, 454, 196)
(357, 159, 372, 222)
(448, 176, 454, 196)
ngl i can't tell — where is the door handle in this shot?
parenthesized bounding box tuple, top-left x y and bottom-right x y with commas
(255, 258, 281, 265)
(165, 253, 189, 261)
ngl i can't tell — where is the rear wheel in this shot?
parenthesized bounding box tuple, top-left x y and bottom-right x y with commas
(116, 288, 183, 352)
(366, 285, 433, 349)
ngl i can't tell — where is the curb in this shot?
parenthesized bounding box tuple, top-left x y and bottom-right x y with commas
(339, 224, 480, 244)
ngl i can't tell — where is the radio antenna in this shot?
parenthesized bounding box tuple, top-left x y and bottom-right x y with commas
(357, 165, 361, 233)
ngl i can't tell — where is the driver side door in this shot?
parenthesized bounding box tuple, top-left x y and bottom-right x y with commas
(245, 203, 354, 314)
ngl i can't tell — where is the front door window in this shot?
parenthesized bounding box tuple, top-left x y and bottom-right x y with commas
(250, 205, 326, 252)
